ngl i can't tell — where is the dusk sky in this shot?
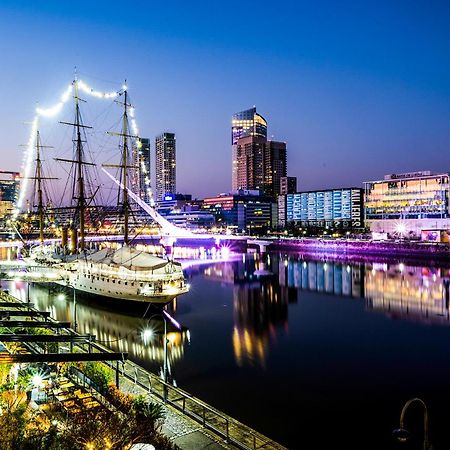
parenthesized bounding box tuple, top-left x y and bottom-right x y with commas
(1, 0, 450, 198)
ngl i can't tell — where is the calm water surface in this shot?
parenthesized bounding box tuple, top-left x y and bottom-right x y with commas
(7, 252, 450, 449)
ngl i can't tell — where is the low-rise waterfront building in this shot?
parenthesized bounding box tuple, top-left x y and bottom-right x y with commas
(202, 189, 276, 233)
(278, 188, 364, 231)
(364, 171, 450, 237)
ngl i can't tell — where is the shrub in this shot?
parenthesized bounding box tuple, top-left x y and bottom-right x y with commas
(81, 362, 113, 392)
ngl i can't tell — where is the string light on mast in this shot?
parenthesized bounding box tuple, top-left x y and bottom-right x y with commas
(14, 79, 153, 217)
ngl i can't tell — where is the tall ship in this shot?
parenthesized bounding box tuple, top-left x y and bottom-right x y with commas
(27, 79, 189, 304)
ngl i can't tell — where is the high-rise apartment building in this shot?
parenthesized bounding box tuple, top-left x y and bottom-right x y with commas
(231, 107, 267, 190)
(0, 171, 20, 218)
(235, 136, 287, 196)
(264, 140, 287, 196)
(235, 136, 266, 193)
(131, 138, 152, 204)
(155, 132, 176, 202)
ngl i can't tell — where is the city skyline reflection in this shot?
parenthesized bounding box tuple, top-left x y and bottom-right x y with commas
(202, 253, 450, 367)
(4, 252, 450, 373)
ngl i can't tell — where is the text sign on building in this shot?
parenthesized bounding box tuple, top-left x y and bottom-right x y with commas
(351, 189, 362, 228)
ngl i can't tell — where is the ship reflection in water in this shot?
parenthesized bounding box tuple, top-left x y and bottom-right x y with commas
(6, 281, 190, 369)
(4, 253, 450, 372)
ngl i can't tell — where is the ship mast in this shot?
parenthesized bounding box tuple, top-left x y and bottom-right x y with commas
(58, 79, 94, 253)
(106, 83, 138, 246)
(30, 130, 55, 245)
(74, 80, 86, 251)
(35, 131, 45, 244)
(122, 87, 130, 245)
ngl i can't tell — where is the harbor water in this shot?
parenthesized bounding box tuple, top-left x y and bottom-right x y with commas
(5, 251, 450, 449)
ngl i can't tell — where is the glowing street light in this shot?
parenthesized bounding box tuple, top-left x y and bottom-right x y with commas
(141, 328, 154, 344)
(395, 221, 408, 239)
(32, 374, 43, 388)
(141, 309, 182, 402)
(392, 397, 432, 450)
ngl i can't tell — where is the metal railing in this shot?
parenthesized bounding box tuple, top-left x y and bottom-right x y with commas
(74, 339, 285, 449)
(100, 356, 286, 450)
(0, 290, 286, 450)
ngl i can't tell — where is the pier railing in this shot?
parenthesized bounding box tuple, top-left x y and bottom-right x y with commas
(0, 290, 286, 450)
(74, 340, 285, 450)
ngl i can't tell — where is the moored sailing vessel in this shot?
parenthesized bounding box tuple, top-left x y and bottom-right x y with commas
(25, 78, 189, 304)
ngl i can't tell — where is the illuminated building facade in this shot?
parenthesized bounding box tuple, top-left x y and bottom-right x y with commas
(235, 136, 266, 193)
(235, 136, 287, 196)
(279, 188, 364, 230)
(138, 138, 151, 203)
(0, 171, 20, 218)
(232, 108, 267, 191)
(364, 171, 450, 236)
(155, 132, 176, 201)
(202, 190, 276, 232)
(131, 138, 151, 204)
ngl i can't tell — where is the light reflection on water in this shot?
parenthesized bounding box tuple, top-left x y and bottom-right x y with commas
(3, 252, 450, 448)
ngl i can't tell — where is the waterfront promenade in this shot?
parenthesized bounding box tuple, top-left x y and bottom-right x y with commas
(0, 288, 287, 450)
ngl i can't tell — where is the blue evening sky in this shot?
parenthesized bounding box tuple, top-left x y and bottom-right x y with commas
(1, 0, 450, 197)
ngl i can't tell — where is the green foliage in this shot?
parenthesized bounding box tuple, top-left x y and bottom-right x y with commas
(133, 395, 165, 423)
(28, 328, 59, 353)
(81, 361, 113, 392)
(16, 366, 35, 391)
(0, 392, 28, 450)
(0, 381, 15, 393)
(0, 363, 12, 384)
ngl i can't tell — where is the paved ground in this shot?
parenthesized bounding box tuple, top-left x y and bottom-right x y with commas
(118, 370, 236, 450)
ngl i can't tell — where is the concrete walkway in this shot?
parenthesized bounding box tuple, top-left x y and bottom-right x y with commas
(117, 372, 235, 450)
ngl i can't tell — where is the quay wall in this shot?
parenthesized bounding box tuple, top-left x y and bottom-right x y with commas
(271, 238, 450, 262)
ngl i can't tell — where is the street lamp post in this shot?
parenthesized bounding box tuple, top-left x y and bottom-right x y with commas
(142, 309, 181, 403)
(163, 313, 167, 394)
(72, 285, 77, 332)
(393, 397, 432, 450)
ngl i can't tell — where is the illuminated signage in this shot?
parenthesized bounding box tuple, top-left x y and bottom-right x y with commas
(351, 189, 362, 227)
(286, 188, 364, 229)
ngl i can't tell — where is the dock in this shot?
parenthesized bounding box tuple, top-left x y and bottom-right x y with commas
(0, 289, 287, 450)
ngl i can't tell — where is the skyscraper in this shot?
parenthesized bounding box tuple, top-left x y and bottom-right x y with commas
(155, 132, 176, 201)
(131, 138, 152, 204)
(236, 135, 266, 193)
(0, 171, 20, 218)
(231, 107, 267, 190)
(138, 138, 151, 203)
(235, 136, 287, 196)
(264, 140, 287, 196)
(280, 176, 297, 195)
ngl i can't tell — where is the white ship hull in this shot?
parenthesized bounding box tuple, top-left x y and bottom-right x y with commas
(28, 246, 190, 304)
(61, 270, 189, 304)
